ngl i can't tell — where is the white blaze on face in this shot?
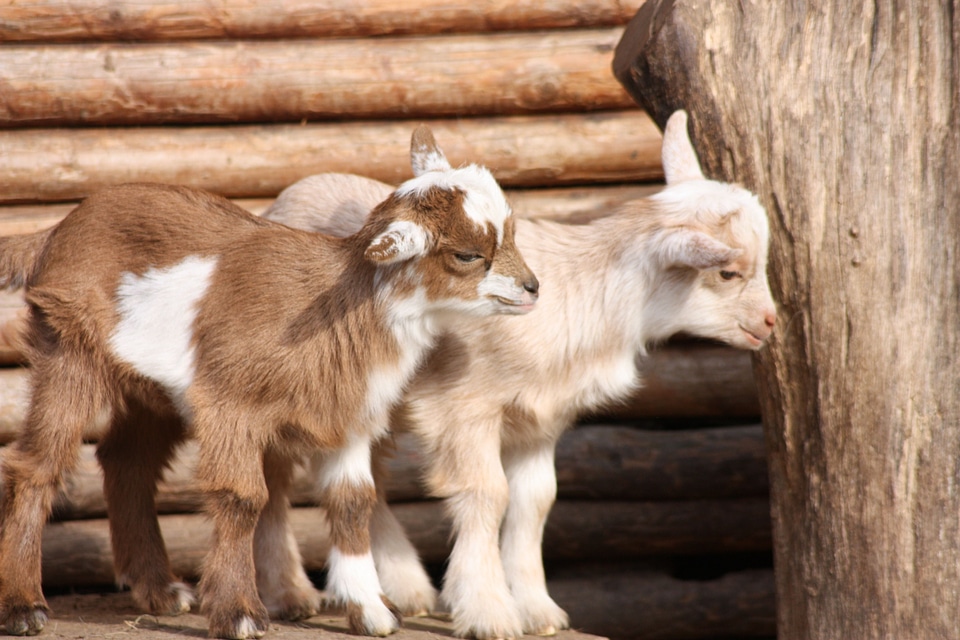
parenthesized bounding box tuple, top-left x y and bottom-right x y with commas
(395, 164, 510, 245)
(477, 272, 521, 303)
(108, 255, 218, 413)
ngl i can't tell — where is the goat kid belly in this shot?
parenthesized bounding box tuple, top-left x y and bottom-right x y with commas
(504, 350, 640, 441)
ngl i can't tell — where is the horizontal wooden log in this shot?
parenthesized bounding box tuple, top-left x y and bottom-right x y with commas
(607, 341, 762, 419)
(0, 111, 662, 203)
(0, 184, 662, 239)
(40, 499, 771, 587)
(556, 424, 768, 500)
(0, 291, 26, 364)
(0, 29, 633, 127)
(0, 343, 759, 442)
(35, 423, 766, 520)
(0, 0, 635, 43)
(549, 566, 776, 639)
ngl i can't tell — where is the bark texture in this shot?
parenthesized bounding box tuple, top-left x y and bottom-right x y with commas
(614, 1, 960, 637)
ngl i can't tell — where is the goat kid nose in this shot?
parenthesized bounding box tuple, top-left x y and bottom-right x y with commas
(764, 310, 776, 328)
(523, 276, 540, 296)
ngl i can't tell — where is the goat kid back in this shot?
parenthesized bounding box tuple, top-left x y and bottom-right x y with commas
(0, 126, 538, 640)
(262, 110, 777, 640)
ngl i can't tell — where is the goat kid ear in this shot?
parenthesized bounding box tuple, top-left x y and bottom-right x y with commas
(410, 125, 452, 176)
(656, 227, 743, 270)
(365, 220, 431, 264)
(661, 110, 706, 185)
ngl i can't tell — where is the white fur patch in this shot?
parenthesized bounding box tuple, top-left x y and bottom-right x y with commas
(395, 165, 510, 244)
(368, 287, 440, 423)
(326, 548, 398, 635)
(326, 549, 383, 605)
(108, 256, 217, 413)
(369, 220, 430, 263)
(477, 271, 521, 302)
(316, 434, 374, 490)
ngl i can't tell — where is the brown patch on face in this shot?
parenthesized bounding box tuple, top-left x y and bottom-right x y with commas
(398, 186, 499, 304)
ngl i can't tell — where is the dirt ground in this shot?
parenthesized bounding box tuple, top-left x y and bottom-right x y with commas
(37, 590, 606, 640)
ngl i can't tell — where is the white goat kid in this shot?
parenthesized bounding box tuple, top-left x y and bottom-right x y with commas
(0, 126, 538, 640)
(261, 111, 777, 639)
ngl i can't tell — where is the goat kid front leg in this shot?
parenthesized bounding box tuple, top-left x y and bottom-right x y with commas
(253, 451, 322, 621)
(195, 415, 271, 640)
(317, 435, 400, 636)
(369, 440, 437, 616)
(500, 441, 568, 636)
(432, 417, 524, 640)
(97, 404, 195, 617)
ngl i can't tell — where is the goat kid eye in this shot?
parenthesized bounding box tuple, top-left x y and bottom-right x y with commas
(455, 253, 482, 264)
(719, 270, 742, 281)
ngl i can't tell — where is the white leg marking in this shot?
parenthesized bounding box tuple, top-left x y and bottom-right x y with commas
(326, 548, 398, 636)
(315, 434, 374, 491)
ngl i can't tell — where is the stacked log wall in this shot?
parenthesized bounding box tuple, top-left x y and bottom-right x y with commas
(0, 2, 774, 638)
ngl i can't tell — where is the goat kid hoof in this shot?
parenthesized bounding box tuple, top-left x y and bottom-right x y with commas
(158, 581, 196, 616)
(345, 598, 401, 637)
(533, 625, 557, 637)
(3, 607, 48, 636)
(268, 600, 319, 622)
(211, 614, 269, 640)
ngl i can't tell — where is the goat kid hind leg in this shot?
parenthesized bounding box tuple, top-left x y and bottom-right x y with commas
(500, 441, 568, 636)
(0, 351, 110, 636)
(97, 402, 195, 616)
(253, 450, 322, 621)
(368, 439, 437, 616)
(317, 435, 401, 636)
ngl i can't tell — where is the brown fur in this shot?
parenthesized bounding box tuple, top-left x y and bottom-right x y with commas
(0, 163, 534, 640)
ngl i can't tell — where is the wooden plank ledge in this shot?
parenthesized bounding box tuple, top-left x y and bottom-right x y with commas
(41, 591, 609, 640)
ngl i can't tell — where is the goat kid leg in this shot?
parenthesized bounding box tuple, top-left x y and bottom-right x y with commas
(97, 405, 194, 616)
(254, 452, 322, 621)
(432, 421, 523, 640)
(500, 442, 568, 636)
(369, 441, 436, 616)
(0, 357, 105, 636)
(196, 419, 270, 640)
(317, 436, 400, 636)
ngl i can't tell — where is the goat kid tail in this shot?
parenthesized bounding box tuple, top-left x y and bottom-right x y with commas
(0, 229, 53, 290)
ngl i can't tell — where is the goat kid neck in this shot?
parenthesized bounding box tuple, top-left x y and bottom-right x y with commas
(519, 212, 693, 357)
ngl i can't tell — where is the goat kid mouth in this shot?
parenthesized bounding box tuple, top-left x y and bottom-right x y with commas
(739, 325, 766, 348)
(494, 295, 537, 314)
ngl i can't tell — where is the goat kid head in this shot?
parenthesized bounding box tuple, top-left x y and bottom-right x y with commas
(361, 125, 539, 319)
(647, 110, 777, 350)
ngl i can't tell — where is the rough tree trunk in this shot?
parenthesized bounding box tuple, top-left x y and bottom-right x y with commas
(614, 2, 960, 638)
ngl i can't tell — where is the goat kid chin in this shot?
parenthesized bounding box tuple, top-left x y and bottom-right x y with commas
(262, 109, 776, 640)
(0, 125, 537, 640)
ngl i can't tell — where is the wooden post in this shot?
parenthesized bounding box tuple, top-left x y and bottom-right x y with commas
(614, 1, 960, 638)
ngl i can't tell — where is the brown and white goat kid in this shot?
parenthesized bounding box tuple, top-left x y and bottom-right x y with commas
(260, 111, 777, 639)
(0, 126, 538, 639)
